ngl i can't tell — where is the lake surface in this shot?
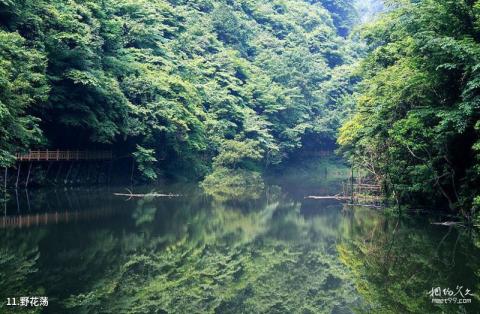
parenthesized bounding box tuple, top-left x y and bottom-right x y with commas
(0, 168, 479, 313)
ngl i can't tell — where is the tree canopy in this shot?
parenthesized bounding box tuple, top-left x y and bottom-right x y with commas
(339, 0, 480, 216)
(0, 0, 361, 178)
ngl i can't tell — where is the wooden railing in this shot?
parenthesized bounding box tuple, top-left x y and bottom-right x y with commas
(16, 150, 113, 161)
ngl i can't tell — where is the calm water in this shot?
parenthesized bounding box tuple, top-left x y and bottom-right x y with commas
(0, 170, 479, 313)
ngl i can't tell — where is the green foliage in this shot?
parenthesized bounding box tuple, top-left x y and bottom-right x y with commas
(339, 0, 480, 215)
(0, 0, 359, 179)
(0, 30, 48, 166)
(132, 145, 158, 180)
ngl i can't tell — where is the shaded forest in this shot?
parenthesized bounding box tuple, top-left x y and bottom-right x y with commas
(339, 0, 480, 218)
(2, 2, 480, 313)
(2, 0, 480, 219)
(0, 0, 367, 180)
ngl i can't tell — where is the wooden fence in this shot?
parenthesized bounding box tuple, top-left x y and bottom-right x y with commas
(16, 150, 113, 161)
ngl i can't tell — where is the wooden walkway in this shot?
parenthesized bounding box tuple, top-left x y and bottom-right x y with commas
(16, 150, 113, 161)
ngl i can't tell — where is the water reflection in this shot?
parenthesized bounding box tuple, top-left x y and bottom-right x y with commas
(338, 207, 480, 313)
(0, 177, 479, 313)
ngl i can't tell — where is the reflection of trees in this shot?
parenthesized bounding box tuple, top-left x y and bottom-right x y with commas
(55, 184, 362, 313)
(4, 186, 480, 313)
(474, 234, 480, 305)
(201, 169, 265, 208)
(338, 207, 480, 313)
(3, 182, 480, 314)
(0, 230, 46, 314)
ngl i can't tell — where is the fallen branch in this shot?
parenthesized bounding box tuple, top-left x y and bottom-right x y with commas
(431, 221, 464, 227)
(114, 188, 181, 200)
(345, 203, 384, 209)
(305, 195, 351, 200)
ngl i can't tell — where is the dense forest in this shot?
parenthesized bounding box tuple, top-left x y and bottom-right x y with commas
(2, 0, 480, 218)
(2, 1, 480, 313)
(0, 0, 365, 180)
(339, 0, 480, 218)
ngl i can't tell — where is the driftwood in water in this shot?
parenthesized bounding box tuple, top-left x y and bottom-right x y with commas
(114, 189, 181, 200)
(345, 203, 384, 209)
(305, 195, 351, 200)
(431, 221, 464, 227)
